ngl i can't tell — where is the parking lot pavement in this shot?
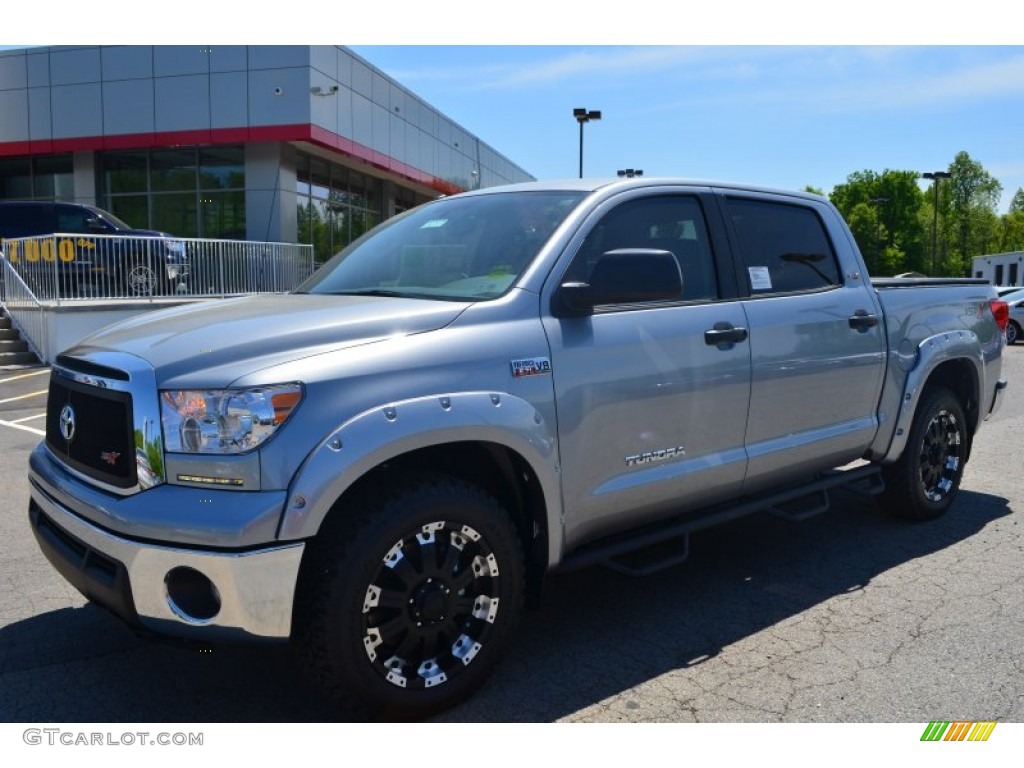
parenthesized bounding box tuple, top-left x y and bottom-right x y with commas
(1, 353, 1022, 723)
(0, 367, 48, 437)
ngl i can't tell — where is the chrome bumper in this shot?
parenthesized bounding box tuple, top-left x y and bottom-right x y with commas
(30, 480, 303, 641)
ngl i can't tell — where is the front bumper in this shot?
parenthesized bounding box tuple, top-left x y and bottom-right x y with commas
(29, 477, 303, 642)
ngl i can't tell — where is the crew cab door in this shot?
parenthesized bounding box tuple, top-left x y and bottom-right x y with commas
(542, 191, 752, 549)
(715, 192, 887, 493)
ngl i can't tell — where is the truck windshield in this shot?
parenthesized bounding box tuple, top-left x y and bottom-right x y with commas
(298, 190, 586, 301)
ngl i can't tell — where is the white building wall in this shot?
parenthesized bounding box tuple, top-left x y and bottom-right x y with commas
(972, 251, 1024, 286)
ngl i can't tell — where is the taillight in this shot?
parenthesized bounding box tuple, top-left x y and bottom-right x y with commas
(989, 299, 1009, 332)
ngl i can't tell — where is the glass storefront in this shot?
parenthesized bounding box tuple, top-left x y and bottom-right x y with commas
(0, 155, 74, 201)
(5, 145, 434, 252)
(100, 146, 245, 239)
(296, 152, 406, 263)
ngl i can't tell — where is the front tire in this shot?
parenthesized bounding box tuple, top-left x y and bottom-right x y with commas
(294, 476, 525, 718)
(878, 386, 967, 521)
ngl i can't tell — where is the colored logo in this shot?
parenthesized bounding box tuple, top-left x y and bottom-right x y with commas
(510, 357, 551, 378)
(921, 721, 997, 742)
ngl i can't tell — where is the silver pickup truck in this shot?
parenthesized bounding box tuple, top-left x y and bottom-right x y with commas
(28, 178, 1009, 717)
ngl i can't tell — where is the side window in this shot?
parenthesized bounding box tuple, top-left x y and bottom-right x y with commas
(55, 205, 96, 234)
(725, 198, 841, 294)
(569, 195, 718, 302)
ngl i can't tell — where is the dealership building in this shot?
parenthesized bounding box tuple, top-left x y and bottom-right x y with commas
(0, 45, 534, 261)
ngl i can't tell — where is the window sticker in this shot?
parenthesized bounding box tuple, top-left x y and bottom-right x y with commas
(748, 266, 773, 291)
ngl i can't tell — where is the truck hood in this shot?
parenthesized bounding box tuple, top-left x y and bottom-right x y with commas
(65, 293, 470, 387)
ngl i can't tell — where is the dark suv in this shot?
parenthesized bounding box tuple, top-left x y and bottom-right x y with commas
(0, 201, 188, 297)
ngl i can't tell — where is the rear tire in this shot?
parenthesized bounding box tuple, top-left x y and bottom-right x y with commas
(878, 386, 967, 521)
(1007, 321, 1020, 345)
(293, 476, 525, 719)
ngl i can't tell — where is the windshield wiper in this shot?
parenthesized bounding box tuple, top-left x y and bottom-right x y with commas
(324, 289, 410, 297)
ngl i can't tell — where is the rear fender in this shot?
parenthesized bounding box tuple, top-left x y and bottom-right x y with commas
(876, 330, 984, 464)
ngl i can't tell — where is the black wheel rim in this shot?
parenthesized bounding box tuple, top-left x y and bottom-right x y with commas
(918, 407, 962, 502)
(361, 521, 501, 690)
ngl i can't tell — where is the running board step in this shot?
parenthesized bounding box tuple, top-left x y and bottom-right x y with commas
(557, 464, 884, 577)
(767, 489, 830, 522)
(603, 534, 690, 577)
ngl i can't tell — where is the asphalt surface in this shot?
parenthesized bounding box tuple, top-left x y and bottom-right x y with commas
(1, 350, 1022, 723)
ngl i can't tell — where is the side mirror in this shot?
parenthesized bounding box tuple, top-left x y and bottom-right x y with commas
(552, 249, 683, 317)
(86, 217, 108, 232)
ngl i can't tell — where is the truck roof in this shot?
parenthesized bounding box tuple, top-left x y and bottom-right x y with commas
(461, 177, 829, 202)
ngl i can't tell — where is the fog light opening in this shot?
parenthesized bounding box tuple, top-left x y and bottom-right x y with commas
(165, 566, 221, 623)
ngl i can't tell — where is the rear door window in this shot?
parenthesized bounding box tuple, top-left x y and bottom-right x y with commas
(724, 197, 841, 294)
(0, 204, 53, 237)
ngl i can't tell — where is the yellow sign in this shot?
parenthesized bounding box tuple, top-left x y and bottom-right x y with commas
(5, 238, 86, 263)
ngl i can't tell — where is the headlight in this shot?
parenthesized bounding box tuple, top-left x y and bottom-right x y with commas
(161, 384, 303, 454)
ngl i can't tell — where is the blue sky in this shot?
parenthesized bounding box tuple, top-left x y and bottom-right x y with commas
(350, 45, 1024, 212)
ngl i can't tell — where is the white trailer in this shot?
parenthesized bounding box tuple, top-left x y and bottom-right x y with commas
(973, 251, 1024, 287)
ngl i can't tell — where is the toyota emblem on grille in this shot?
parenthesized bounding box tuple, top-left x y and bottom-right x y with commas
(59, 404, 76, 442)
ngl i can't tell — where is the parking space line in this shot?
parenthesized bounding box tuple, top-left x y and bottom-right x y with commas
(11, 413, 46, 423)
(0, 369, 49, 385)
(0, 389, 48, 404)
(0, 418, 44, 436)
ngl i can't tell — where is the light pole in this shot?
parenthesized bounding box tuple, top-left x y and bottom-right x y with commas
(617, 169, 643, 178)
(922, 171, 951, 275)
(573, 108, 601, 178)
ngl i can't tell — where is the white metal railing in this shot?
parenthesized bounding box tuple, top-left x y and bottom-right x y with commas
(1, 249, 48, 361)
(0, 234, 314, 303)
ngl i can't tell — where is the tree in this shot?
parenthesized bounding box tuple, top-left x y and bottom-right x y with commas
(829, 170, 926, 275)
(999, 210, 1024, 252)
(946, 151, 1002, 275)
(1010, 188, 1024, 214)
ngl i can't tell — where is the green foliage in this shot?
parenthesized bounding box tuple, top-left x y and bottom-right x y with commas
(945, 151, 1003, 275)
(999, 210, 1024, 252)
(829, 169, 925, 275)
(1010, 188, 1024, 214)
(827, 153, 1024, 277)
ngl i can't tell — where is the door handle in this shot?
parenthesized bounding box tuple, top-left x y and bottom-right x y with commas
(849, 310, 879, 331)
(704, 322, 749, 347)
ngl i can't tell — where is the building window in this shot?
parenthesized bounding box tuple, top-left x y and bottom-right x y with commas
(100, 146, 245, 239)
(295, 152, 385, 263)
(0, 155, 73, 201)
(1010, 263, 1019, 286)
(995, 265, 1004, 285)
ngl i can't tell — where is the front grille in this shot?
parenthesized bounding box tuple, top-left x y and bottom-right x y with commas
(46, 374, 137, 489)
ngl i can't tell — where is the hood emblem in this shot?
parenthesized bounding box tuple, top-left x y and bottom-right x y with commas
(59, 404, 76, 442)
